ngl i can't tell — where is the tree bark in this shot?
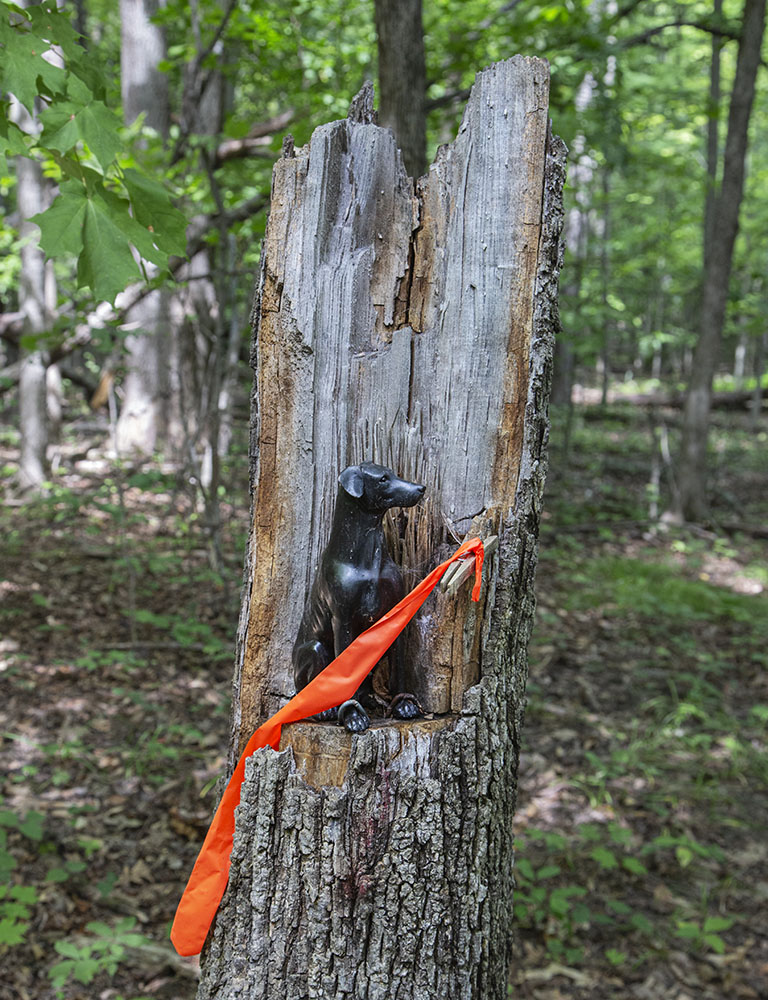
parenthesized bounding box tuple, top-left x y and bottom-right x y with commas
(374, 0, 427, 178)
(677, 0, 766, 521)
(703, 0, 723, 275)
(197, 59, 564, 999)
(115, 0, 172, 457)
(13, 123, 51, 491)
(120, 0, 170, 134)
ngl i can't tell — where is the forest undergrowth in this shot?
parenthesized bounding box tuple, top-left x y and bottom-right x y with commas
(0, 403, 766, 1000)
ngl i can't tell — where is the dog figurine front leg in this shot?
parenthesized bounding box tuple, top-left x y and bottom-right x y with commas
(332, 619, 372, 732)
(388, 634, 421, 719)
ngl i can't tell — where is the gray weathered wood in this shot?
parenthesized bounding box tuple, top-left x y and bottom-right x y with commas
(200, 56, 565, 999)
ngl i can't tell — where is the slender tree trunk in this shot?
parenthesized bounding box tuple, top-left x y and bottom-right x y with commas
(120, 0, 169, 132)
(174, 30, 236, 568)
(704, 0, 723, 274)
(10, 0, 64, 489)
(374, 0, 427, 177)
(14, 131, 50, 490)
(751, 329, 766, 430)
(196, 60, 564, 998)
(551, 65, 599, 411)
(733, 326, 747, 386)
(115, 0, 171, 457)
(677, 0, 766, 521)
(115, 300, 171, 456)
(600, 169, 611, 405)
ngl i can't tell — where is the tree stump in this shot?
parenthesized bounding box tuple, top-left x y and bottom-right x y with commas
(197, 57, 565, 1000)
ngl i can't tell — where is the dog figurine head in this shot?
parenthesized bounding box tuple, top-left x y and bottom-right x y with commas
(338, 462, 425, 515)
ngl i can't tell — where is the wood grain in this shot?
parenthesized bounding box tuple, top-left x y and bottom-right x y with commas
(232, 58, 552, 748)
(203, 58, 566, 999)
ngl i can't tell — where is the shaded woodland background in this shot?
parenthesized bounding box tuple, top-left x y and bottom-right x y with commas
(1, 1, 767, 998)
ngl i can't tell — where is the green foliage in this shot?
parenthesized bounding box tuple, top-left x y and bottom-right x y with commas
(0, 805, 43, 948)
(0, 884, 37, 947)
(524, 407, 767, 974)
(46, 858, 87, 884)
(49, 917, 152, 997)
(514, 822, 740, 963)
(126, 607, 231, 661)
(674, 915, 735, 954)
(3, 0, 765, 378)
(0, 0, 186, 305)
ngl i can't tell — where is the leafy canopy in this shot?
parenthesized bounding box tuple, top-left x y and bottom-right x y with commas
(0, 0, 186, 304)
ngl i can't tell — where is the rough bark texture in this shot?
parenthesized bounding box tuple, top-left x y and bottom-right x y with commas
(199, 59, 565, 999)
(374, 0, 427, 178)
(677, 0, 766, 521)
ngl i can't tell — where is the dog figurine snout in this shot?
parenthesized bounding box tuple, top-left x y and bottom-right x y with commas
(292, 462, 425, 733)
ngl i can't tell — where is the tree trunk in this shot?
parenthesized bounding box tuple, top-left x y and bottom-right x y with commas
(197, 59, 564, 999)
(14, 128, 50, 491)
(374, 0, 427, 178)
(751, 329, 766, 430)
(703, 0, 723, 275)
(115, 0, 171, 457)
(114, 296, 171, 456)
(677, 0, 766, 521)
(599, 169, 611, 405)
(120, 0, 169, 133)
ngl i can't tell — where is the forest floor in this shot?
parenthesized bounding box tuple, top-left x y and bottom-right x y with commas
(0, 403, 766, 1000)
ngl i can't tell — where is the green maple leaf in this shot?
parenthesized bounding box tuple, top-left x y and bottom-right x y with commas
(0, 15, 66, 114)
(30, 180, 87, 258)
(31, 172, 181, 303)
(77, 196, 141, 303)
(24, 4, 83, 62)
(95, 184, 168, 269)
(40, 101, 80, 153)
(41, 95, 121, 171)
(122, 168, 188, 256)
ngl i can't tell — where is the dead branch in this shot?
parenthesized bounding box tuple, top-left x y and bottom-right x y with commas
(615, 388, 762, 409)
(621, 19, 740, 46)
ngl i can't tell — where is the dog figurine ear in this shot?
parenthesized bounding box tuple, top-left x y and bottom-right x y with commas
(339, 465, 364, 498)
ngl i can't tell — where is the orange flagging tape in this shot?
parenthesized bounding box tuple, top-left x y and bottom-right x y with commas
(170, 536, 484, 957)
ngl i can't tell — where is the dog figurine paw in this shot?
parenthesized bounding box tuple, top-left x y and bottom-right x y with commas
(337, 699, 370, 733)
(390, 693, 421, 720)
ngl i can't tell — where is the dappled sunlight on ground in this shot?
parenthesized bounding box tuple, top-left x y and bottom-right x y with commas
(509, 406, 768, 999)
(1, 405, 767, 999)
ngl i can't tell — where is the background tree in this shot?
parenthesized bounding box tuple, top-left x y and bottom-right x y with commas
(2, 0, 767, 510)
(11, 104, 51, 490)
(115, 0, 172, 457)
(373, 0, 427, 177)
(678, 0, 766, 520)
(1, 3, 768, 998)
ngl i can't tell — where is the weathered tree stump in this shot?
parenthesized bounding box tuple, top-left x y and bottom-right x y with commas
(197, 57, 565, 1000)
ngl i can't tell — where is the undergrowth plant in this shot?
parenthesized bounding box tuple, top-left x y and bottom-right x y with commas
(0, 805, 43, 948)
(49, 917, 153, 997)
(513, 822, 738, 965)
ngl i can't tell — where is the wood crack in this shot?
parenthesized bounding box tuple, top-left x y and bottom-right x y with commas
(205, 57, 563, 1000)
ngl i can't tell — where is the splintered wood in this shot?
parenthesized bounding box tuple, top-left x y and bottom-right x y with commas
(203, 56, 565, 1000)
(231, 57, 553, 750)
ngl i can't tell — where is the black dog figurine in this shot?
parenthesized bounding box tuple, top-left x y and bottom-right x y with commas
(292, 462, 425, 733)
